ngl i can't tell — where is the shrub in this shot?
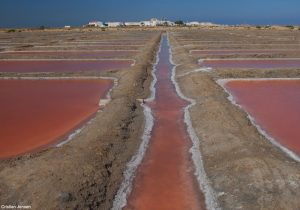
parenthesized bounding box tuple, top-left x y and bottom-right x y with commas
(256, 26, 262, 29)
(39, 25, 45, 30)
(7, 29, 16, 33)
(175, 20, 184, 25)
(286, 25, 294, 29)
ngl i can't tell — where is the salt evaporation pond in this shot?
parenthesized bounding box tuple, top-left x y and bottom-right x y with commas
(201, 59, 300, 69)
(124, 36, 205, 210)
(0, 79, 113, 159)
(0, 60, 133, 73)
(223, 79, 300, 157)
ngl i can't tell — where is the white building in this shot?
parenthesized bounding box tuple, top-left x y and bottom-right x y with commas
(199, 22, 218, 26)
(164, 21, 175, 26)
(106, 22, 124, 27)
(84, 18, 181, 28)
(87, 21, 104, 27)
(186, 21, 200, 26)
(141, 21, 151, 26)
(150, 18, 164, 26)
(124, 22, 142, 26)
(141, 18, 164, 27)
(186, 21, 219, 27)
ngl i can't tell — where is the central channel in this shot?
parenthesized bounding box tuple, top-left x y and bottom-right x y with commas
(124, 36, 205, 210)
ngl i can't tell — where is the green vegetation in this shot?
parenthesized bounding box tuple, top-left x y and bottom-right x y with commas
(175, 20, 184, 26)
(256, 26, 262, 29)
(286, 25, 294, 29)
(39, 25, 45, 30)
(7, 29, 16, 33)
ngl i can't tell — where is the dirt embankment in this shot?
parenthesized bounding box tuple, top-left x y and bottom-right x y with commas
(0, 32, 161, 210)
(169, 31, 300, 210)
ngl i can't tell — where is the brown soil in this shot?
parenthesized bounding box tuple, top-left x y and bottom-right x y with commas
(0, 30, 161, 210)
(169, 29, 300, 210)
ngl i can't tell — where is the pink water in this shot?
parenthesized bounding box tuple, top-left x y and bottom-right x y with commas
(0, 79, 113, 159)
(224, 79, 300, 156)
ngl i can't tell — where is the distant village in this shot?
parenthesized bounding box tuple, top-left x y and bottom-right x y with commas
(81, 18, 219, 28)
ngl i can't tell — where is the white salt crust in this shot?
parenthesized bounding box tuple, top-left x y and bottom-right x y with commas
(168, 35, 220, 210)
(177, 67, 213, 77)
(111, 38, 162, 210)
(57, 76, 118, 147)
(217, 78, 300, 163)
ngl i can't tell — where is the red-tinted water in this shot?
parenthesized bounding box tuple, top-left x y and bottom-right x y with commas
(0, 60, 133, 73)
(0, 79, 113, 159)
(125, 37, 204, 209)
(0, 51, 138, 58)
(201, 59, 300, 69)
(224, 79, 300, 156)
(191, 49, 300, 55)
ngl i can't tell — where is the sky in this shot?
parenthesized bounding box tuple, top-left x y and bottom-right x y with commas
(0, 0, 300, 28)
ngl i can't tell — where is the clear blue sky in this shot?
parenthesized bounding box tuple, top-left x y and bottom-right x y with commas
(0, 0, 300, 28)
